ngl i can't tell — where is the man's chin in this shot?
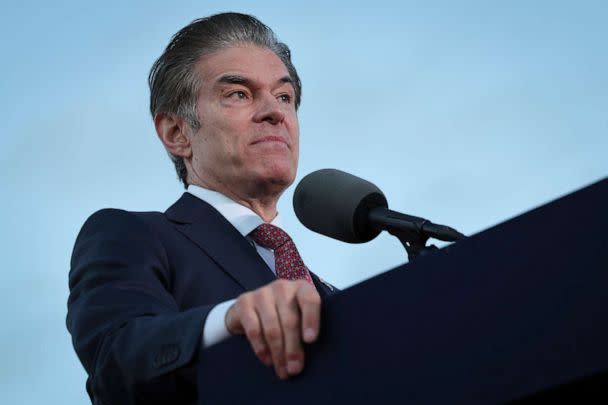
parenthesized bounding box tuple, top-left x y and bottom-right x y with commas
(266, 171, 296, 190)
(250, 166, 296, 194)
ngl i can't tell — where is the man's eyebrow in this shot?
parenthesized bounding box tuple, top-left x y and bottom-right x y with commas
(216, 74, 294, 88)
(279, 76, 294, 86)
(217, 74, 251, 86)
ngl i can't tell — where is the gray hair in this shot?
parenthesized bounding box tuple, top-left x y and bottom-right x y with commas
(148, 12, 302, 188)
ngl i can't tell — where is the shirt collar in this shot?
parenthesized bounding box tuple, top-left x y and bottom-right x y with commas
(187, 184, 283, 236)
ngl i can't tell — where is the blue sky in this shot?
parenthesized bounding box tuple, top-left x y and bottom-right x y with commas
(1, 1, 606, 403)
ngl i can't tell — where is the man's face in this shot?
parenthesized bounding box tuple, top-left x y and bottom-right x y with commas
(188, 45, 299, 200)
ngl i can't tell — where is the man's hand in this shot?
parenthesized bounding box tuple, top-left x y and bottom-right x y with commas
(225, 279, 321, 379)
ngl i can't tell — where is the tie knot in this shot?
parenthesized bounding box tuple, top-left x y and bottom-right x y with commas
(250, 223, 292, 250)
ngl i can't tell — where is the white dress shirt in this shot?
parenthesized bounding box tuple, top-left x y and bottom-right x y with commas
(187, 185, 283, 348)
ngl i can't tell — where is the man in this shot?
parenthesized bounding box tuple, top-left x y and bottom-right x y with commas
(67, 12, 336, 404)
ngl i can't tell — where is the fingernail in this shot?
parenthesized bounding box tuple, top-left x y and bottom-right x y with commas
(287, 360, 302, 375)
(278, 366, 288, 379)
(304, 328, 316, 342)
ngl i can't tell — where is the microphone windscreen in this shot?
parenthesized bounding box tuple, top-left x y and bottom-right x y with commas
(293, 169, 388, 243)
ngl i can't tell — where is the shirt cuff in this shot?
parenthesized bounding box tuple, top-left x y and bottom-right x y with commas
(202, 299, 237, 348)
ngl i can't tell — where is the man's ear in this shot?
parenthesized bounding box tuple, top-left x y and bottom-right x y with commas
(154, 112, 192, 159)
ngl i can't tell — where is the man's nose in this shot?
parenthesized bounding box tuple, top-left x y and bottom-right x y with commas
(252, 94, 285, 125)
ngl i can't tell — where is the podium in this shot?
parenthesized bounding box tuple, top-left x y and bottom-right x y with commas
(198, 178, 608, 404)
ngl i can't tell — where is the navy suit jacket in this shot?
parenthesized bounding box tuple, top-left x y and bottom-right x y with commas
(67, 193, 336, 404)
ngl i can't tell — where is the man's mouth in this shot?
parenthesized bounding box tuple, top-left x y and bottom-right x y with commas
(251, 136, 288, 146)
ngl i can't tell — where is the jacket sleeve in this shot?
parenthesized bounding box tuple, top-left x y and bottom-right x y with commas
(66, 209, 212, 404)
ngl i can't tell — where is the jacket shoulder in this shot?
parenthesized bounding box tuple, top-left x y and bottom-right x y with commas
(71, 208, 170, 267)
(76, 208, 167, 237)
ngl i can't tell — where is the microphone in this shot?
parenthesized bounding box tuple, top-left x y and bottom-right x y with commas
(293, 169, 464, 255)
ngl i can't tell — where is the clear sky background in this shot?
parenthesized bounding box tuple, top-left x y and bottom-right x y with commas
(1, 0, 606, 403)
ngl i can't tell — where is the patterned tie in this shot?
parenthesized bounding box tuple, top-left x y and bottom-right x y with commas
(250, 223, 314, 285)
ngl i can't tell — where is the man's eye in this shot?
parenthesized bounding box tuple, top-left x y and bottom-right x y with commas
(278, 94, 292, 103)
(228, 91, 248, 100)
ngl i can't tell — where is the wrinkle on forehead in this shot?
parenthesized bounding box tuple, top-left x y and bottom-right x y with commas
(196, 45, 291, 87)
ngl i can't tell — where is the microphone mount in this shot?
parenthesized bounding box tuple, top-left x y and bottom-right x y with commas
(368, 207, 465, 261)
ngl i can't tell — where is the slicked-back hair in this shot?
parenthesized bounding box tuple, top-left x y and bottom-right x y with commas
(148, 12, 302, 188)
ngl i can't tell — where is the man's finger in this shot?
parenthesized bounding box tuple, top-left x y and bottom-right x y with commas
(239, 304, 272, 367)
(296, 282, 321, 343)
(277, 290, 304, 376)
(255, 289, 287, 379)
(226, 296, 272, 367)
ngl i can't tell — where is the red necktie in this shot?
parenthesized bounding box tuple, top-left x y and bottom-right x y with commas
(250, 223, 314, 285)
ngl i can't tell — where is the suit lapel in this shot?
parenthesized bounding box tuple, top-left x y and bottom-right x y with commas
(165, 193, 276, 291)
(310, 271, 339, 299)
